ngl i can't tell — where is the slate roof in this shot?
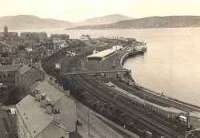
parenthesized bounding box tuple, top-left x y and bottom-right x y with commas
(34, 81, 65, 104)
(18, 65, 31, 74)
(0, 65, 21, 72)
(16, 95, 54, 137)
(16, 81, 76, 137)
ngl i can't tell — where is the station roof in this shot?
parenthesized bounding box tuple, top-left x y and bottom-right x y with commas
(87, 48, 115, 59)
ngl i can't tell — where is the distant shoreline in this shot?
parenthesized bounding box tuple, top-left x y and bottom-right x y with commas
(9, 26, 200, 34)
(67, 16, 200, 30)
(67, 26, 200, 30)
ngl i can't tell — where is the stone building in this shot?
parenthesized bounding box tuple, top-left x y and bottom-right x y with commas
(5, 32, 19, 41)
(15, 65, 45, 91)
(50, 34, 70, 41)
(0, 41, 16, 55)
(16, 81, 77, 138)
(0, 65, 21, 86)
(0, 26, 19, 41)
(0, 65, 44, 89)
(20, 32, 48, 42)
(0, 110, 17, 138)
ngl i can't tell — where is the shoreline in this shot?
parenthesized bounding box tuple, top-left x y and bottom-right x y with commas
(120, 49, 200, 110)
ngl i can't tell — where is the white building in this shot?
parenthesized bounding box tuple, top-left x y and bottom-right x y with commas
(87, 46, 122, 61)
(80, 35, 91, 41)
(87, 48, 115, 61)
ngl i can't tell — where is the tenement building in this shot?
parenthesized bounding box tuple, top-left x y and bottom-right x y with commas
(0, 64, 44, 90)
(0, 65, 21, 86)
(16, 81, 77, 138)
(0, 26, 19, 41)
(15, 65, 45, 91)
(20, 32, 48, 42)
(50, 34, 70, 41)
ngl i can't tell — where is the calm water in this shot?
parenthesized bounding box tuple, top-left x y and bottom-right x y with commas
(16, 28, 200, 106)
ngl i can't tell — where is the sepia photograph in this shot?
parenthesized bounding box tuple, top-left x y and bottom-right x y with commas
(0, 0, 200, 137)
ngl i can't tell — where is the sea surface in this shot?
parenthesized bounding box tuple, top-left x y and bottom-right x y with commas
(16, 28, 200, 106)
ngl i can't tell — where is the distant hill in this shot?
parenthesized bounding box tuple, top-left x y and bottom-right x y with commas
(0, 15, 72, 30)
(69, 16, 200, 30)
(77, 14, 131, 26)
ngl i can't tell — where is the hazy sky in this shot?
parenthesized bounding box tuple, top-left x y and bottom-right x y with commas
(1, 0, 200, 22)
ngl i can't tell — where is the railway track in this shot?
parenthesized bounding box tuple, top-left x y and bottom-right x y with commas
(70, 75, 184, 138)
(112, 80, 200, 113)
(42, 46, 187, 138)
(70, 76, 149, 136)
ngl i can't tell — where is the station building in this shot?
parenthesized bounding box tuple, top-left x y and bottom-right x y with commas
(85, 46, 129, 79)
(87, 48, 115, 61)
(80, 35, 91, 41)
(86, 45, 123, 70)
(87, 45, 123, 61)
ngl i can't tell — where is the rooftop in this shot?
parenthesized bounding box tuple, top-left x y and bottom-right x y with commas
(0, 65, 21, 72)
(34, 81, 65, 104)
(87, 48, 115, 59)
(16, 95, 53, 137)
(16, 81, 77, 137)
(18, 65, 31, 75)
